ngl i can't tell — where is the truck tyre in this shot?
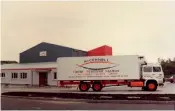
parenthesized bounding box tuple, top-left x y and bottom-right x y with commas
(146, 81, 157, 91)
(170, 80, 173, 83)
(92, 82, 103, 92)
(79, 82, 90, 92)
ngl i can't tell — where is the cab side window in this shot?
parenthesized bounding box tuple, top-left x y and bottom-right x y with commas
(143, 67, 152, 72)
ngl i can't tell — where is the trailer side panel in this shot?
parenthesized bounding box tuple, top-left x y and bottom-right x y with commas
(57, 55, 141, 80)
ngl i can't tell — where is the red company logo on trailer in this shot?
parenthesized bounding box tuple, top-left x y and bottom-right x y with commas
(76, 58, 119, 70)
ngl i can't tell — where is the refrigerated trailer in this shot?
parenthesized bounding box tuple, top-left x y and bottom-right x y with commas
(56, 55, 164, 92)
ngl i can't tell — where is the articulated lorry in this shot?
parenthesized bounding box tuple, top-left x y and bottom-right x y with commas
(56, 55, 164, 92)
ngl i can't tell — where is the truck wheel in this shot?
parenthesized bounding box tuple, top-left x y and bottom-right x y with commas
(170, 80, 173, 83)
(146, 81, 157, 91)
(79, 82, 90, 92)
(92, 82, 103, 92)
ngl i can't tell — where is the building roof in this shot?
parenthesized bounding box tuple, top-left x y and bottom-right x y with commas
(20, 42, 87, 54)
(1, 62, 56, 70)
(88, 45, 112, 52)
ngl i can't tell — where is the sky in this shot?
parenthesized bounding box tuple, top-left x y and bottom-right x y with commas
(1, 1, 175, 63)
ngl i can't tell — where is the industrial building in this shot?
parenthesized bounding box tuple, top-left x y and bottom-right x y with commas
(1, 42, 112, 87)
(20, 42, 87, 63)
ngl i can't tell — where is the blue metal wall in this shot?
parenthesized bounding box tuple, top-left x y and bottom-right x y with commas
(20, 42, 87, 63)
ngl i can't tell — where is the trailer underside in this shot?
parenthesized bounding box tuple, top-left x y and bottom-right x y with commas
(58, 79, 159, 92)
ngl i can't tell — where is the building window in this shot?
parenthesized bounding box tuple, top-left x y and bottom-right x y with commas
(1, 73, 5, 78)
(39, 51, 47, 56)
(54, 72, 57, 79)
(20, 73, 27, 79)
(12, 73, 18, 79)
(143, 67, 152, 72)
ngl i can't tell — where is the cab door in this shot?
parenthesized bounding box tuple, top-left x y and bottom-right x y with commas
(152, 66, 164, 80)
(142, 66, 153, 79)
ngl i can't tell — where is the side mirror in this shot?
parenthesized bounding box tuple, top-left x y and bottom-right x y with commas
(144, 61, 147, 65)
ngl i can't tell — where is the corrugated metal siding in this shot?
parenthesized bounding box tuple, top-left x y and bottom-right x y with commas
(71, 49, 87, 57)
(104, 45, 112, 55)
(87, 45, 112, 56)
(20, 42, 87, 63)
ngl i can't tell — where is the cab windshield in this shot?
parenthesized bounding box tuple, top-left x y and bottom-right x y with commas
(153, 67, 161, 72)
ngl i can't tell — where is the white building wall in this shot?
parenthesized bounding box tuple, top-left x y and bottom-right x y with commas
(1, 62, 58, 86)
(31, 70, 58, 86)
(48, 69, 57, 86)
(1, 70, 32, 85)
(1, 69, 59, 86)
(32, 71, 39, 85)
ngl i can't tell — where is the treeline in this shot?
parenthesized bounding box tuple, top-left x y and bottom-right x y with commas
(158, 58, 175, 77)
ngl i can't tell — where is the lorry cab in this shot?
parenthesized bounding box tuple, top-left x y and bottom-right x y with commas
(141, 63, 164, 86)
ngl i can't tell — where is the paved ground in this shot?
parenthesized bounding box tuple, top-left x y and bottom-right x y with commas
(1, 96, 175, 110)
(1, 82, 175, 94)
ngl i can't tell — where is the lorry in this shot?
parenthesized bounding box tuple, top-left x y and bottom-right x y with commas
(56, 55, 164, 92)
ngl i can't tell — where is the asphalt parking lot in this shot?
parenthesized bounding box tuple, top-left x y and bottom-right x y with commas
(1, 96, 175, 110)
(1, 82, 175, 110)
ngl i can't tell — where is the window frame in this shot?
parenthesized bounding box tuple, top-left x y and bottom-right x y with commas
(153, 67, 161, 72)
(20, 72, 27, 79)
(1, 73, 5, 78)
(143, 66, 153, 72)
(12, 72, 18, 79)
(53, 72, 57, 80)
(39, 51, 47, 56)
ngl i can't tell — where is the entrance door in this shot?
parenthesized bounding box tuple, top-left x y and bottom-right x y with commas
(39, 72, 48, 87)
